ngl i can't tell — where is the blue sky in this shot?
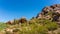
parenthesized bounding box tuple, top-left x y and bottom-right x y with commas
(0, 0, 60, 22)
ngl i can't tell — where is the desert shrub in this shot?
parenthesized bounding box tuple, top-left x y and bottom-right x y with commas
(45, 22, 58, 31)
(14, 19, 19, 24)
(34, 25, 48, 34)
(38, 19, 51, 25)
(38, 19, 58, 31)
(0, 23, 7, 31)
(13, 28, 20, 32)
(57, 32, 60, 34)
(29, 18, 38, 24)
(5, 31, 13, 34)
(19, 25, 48, 34)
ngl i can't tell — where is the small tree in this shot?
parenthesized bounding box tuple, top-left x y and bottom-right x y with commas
(14, 19, 19, 24)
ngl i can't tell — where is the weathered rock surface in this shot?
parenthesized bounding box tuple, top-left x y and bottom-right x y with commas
(36, 4, 60, 24)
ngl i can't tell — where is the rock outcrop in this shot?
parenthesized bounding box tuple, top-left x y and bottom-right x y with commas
(6, 17, 27, 25)
(36, 4, 60, 24)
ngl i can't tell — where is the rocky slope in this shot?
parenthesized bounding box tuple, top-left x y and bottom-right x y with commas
(1, 4, 60, 34)
(36, 4, 60, 24)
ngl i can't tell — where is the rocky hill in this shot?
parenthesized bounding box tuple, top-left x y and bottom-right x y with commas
(0, 4, 60, 34)
(36, 4, 60, 25)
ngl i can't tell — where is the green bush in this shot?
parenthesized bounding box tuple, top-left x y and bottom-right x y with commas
(0, 23, 7, 31)
(14, 19, 19, 24)
(19, 25, 48, 34)
(45, 22, 58, 31)
(35, 25, 48, 34)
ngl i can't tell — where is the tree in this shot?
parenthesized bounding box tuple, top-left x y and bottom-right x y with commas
(14, 19, 19, 24)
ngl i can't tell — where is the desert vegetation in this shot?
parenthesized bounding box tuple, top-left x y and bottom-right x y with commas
(0, 18, 59, 34)
(0, 4, 60, 34)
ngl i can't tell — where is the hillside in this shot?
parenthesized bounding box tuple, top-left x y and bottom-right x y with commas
(36, 4, 60, 24)
(0, 4, 60, 34)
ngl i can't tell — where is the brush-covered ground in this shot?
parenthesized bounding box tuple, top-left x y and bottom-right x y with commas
(1, 4, 60, 34)
(0, 18, 60, 34)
